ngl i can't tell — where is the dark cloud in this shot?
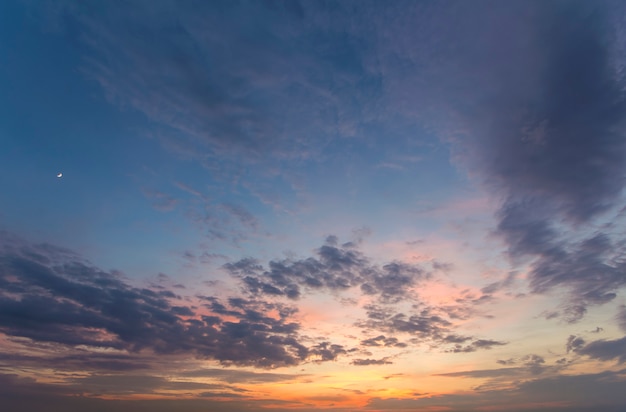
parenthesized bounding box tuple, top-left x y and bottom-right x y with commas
(447, 339, 507, 354)
(433, 1, 626, 320)
(308, 342, 348, 362)
(355, 304, 503, 352)
(566, 335, 586, 354)
(360, 335, 407, 348)
(443, 1, 626, 221)
(521, 354, 546, 375)
(351, 358, 392, 366)
(490, 355, 549, 375)
(575, 336, 626, 363)
(357, 304, 452, 340)
(567, 330, 626, 363)
(442, 334, 473, 344)
(360, 262, 425, 302)
(527, 233, 625, 322)
(0, 234, 345, 369)
(496, 358, 516, 366)
(224, 238, 427, 302)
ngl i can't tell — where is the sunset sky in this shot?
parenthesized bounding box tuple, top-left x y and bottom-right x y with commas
(2, 1, 626, 411)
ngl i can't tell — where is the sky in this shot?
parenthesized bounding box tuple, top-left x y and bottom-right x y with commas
(1, 0, 626, 411)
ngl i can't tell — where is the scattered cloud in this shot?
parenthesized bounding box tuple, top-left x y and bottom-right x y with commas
(360, 335, 407, 348)
(446, 339, 508, 353)
(0, 234, 345, 369)
(224, 238, 428, 302)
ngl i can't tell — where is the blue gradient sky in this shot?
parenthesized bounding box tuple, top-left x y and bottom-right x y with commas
(2, 1, 626, 411)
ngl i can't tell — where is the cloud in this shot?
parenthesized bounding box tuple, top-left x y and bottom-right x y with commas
(360, 335, 407, 348)
(357, 304, 452, 340)
(572, 335, 626, 363)
(220, 238, 504, 354)
(442, 1, 626, 222)
(520, 354, 546, 375)
(0, 233, 345, 369)
(567, 327, 626, 363)
(566, 335, 586, 354)
(351, 358, 392, 366)
(446, 339, 507, 354)
(424, 1, 626, 320)
(355, 303, 503, 353)
(308, 342, 348, 362)
(224, 237, 427, 301)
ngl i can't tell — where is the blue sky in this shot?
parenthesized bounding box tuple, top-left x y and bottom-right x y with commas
(2, 1, 626, 411)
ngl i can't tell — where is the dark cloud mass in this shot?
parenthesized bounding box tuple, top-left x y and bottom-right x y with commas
(578, 336, 626, 363)
(568, 334, 626, 363)
(0, 235, 344, 369)
(438, 0, 626, 320)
